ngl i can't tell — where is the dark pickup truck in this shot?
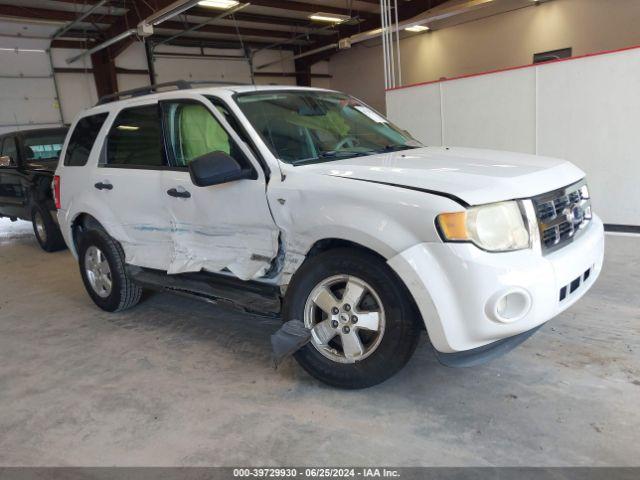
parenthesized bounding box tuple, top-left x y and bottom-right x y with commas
(0, 127, 68, 251)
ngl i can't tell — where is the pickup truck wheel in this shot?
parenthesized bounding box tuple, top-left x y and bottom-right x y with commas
(32, 206, 66, 252)
(77, 228, 142, 312)
(284, 248, 421, 389)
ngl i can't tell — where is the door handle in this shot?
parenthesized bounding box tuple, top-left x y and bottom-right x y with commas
(167, 187, 191, 198)
(94, 182, 113, 190)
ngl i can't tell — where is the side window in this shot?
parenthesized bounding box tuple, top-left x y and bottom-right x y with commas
(1, 137, 18, 165)
(107, 105, 165, 167)
(64, 113, 108, 166)
(161, 101, 249, 168)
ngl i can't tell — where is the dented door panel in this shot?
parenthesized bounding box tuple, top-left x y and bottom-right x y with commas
(160, 170, 278, 280)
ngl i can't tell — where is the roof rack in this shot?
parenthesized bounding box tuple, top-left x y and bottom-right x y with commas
(96, 80, 251, 105)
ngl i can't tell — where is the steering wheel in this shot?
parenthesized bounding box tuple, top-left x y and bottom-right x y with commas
(334, 136, 360, 151)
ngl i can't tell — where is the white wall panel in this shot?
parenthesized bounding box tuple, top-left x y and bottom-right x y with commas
(537, 49, 640, 225)
(441, 69, 536, 153)
(386, 47, 640, 226)
(386, 82, 442, 146)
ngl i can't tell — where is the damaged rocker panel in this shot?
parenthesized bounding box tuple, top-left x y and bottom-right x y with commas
(126, 265, 282, 318)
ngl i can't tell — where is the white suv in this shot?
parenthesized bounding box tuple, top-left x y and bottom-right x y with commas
(55, 82, 604, 388)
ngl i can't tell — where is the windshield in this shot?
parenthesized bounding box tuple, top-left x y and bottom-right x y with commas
(234, 90, 421, 165)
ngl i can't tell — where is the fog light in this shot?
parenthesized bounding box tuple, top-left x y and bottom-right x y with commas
(487, 289, 532, 323)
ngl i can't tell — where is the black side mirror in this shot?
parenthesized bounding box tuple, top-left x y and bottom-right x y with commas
(188, 151, 253, 187)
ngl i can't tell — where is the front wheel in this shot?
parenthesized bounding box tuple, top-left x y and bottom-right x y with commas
(284, 248, 422, 389)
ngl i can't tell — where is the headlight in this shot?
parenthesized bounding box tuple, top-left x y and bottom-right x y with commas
(437, 201, 530, 252)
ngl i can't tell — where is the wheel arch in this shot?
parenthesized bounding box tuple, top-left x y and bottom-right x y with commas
(69, 212, 108, 257)
(287, 237, 426, 331)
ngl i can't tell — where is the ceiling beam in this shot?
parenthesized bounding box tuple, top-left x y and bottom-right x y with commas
(241, 0, 376, 20)
(188, 9, 328, 28)
(0, 3, 119, 24)
(151, 35, 298, 50)
(160, 20, 311, 40)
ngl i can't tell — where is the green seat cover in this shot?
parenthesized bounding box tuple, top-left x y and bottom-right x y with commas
(179, 104, 230, 162)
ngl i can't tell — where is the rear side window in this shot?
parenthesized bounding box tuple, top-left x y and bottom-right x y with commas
(107, 105, 165, 167)
(24, 133, 66, 162)
(64, 113, 108, 166)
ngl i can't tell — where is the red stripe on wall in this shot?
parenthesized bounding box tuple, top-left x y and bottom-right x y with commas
(386, 44, 640, 92)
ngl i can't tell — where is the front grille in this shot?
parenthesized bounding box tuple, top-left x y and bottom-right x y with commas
(532, 180, 592, 253)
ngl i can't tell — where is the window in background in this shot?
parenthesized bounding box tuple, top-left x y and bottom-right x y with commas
(24, 133, 67, 162)
(533, 47, 572, 64)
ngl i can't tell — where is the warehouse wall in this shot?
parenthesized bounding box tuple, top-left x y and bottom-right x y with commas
(386, 46, 640, 227)
(330, 0, 640, 113)
(1, 16, 330, 135)
(0, 21, 62, 135)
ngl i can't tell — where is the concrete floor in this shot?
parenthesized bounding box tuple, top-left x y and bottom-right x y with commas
(0, 217, 638, 467)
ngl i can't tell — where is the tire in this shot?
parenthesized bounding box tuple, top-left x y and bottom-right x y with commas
(32, 205, 66, 252)
(284, 248, 422, 389)
(77, 228, 142, 312)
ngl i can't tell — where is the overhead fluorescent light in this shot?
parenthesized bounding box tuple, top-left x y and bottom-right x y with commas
(309, 12, 351, 23)
(117, 125, 140, 131)
(0, 47, 46, 53)
(405, 25, 429, 32)
(198, 0, 239, 8)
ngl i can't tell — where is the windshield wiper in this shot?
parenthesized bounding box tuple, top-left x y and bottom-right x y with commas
(371, 144, 420, 154)
(292, 150, 372, 166)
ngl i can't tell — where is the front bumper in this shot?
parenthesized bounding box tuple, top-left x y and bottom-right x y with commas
(388, 215, 605, 354)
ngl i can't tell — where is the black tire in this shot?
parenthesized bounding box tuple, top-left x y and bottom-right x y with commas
(284, 248, 422, 389)
(32, 205, 66, 252)
(77, 228, 142, 312)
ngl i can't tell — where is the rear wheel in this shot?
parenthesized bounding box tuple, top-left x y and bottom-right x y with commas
(284, 248, 421, 389)
(32, 205, 65, 252)
(77, 228, 142, 312)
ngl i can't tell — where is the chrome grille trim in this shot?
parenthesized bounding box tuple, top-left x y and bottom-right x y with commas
(532, 179, 592, 254)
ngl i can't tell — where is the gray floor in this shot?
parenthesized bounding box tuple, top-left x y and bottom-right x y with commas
(0, 218, 638, 467)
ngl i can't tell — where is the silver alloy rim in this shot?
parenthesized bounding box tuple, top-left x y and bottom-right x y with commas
(84, 246, 113, 298)
(34, 212, 47, 244)
(303, 274, 386, 364)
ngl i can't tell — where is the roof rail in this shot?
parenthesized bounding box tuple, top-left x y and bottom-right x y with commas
(96, 79, 252, 105)
(96, 80, 191, 105)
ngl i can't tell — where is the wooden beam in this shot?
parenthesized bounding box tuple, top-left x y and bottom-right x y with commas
(51, 38, 97, 48)
(161, 20, 303, 40)
(189, 9, 324, 28)
(152, 35, 297, 50)
(0, 4, 119, 24)
(293, 58, 311, 86)
(54, 67, 149, 75)
(242, 0, 375, 20)
(255, 71, 331, 78)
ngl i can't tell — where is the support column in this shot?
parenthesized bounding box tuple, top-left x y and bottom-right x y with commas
(91, 48, 118, 99)
(294, 58, 312, 87)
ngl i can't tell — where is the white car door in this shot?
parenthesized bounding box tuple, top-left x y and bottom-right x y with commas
(157, 97, 279, 281)
(92, 102, 173, 270)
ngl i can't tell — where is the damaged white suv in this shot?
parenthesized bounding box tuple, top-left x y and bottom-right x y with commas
(55, 83, 604, 388)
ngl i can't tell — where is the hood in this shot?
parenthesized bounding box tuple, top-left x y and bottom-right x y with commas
(300, 146, 584, 206)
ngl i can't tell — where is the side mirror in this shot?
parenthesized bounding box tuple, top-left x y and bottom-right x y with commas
(188, 151, 253, 187)
(0, 155, 13, 167)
